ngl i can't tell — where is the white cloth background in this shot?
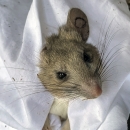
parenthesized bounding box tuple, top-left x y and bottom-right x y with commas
(0, 0, 130, 130)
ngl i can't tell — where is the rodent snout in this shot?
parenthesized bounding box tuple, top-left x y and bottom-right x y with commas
(82, 83, 102, 99)
(91, 85, 102, 98)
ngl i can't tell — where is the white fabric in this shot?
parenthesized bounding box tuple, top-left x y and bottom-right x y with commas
(0, 0, 130, 130)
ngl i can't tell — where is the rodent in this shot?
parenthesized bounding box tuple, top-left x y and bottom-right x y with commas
(38, 8, 102, 130)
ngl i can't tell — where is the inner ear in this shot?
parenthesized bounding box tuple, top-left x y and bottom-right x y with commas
(67, 8, 89, 41)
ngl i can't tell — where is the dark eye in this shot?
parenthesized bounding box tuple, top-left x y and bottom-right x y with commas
(57, 72, 67, 80)
(83, 52, 92, 63)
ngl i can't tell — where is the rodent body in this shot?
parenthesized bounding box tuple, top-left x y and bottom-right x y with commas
(50, 98, 68, 119)
(38, 8, 102, 130)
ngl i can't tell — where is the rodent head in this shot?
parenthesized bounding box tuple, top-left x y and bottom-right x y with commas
(38, 8, 102, 100)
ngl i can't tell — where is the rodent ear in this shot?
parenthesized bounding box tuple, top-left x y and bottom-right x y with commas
(67, 8, 89, 41)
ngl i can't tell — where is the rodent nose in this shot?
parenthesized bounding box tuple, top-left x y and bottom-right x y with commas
(92, 85, 102, 98)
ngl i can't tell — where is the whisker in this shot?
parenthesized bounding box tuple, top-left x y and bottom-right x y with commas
(101, 47, 130, 77)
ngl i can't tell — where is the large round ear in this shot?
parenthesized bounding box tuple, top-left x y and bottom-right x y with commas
(67, 8, 89, 41)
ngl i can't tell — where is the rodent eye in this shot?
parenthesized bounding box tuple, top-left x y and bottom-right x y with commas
(57, 72, 67, 80)
(83, 52, 93, 63)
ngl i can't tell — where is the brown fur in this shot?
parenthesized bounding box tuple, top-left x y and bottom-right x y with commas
(39, 8, 102, 130)
(39, 25, 101, 99)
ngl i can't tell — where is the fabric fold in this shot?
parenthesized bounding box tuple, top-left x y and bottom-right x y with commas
(0, 0, 130, 130)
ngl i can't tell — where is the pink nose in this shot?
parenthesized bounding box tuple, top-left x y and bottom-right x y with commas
(92, 85, 102, 98)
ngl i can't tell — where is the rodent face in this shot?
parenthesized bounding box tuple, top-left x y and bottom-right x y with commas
(38, 27, 102, 100)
